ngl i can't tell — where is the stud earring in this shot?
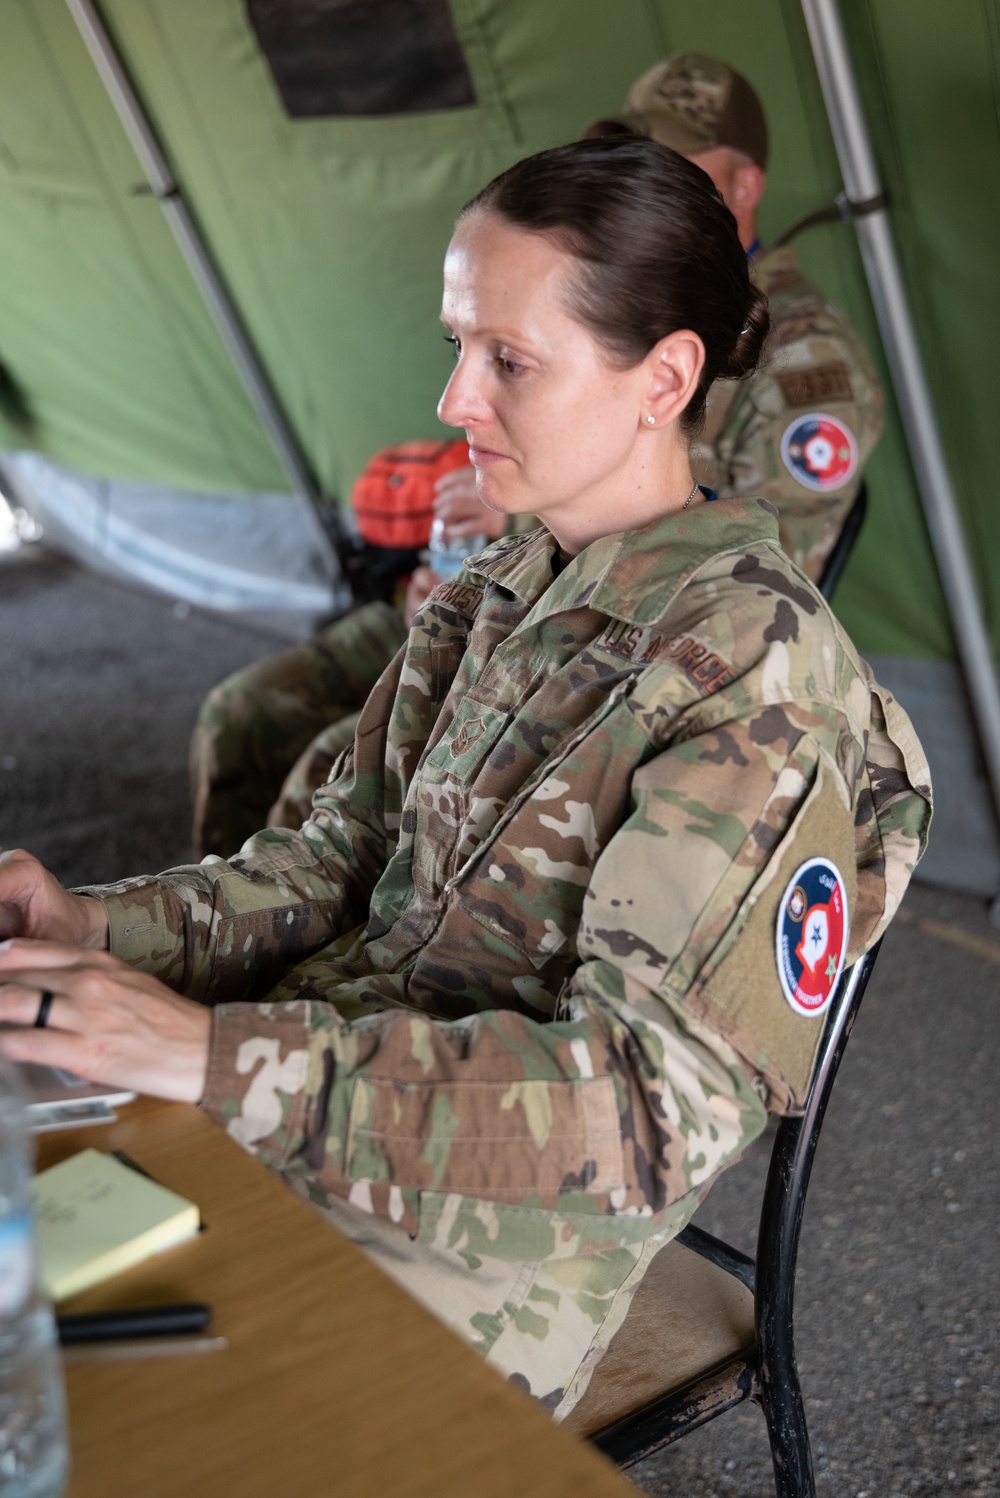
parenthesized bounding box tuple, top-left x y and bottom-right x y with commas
(645, 415, 655, 426)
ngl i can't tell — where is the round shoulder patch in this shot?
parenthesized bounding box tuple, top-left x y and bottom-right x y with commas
(780, 412, 858, 492)
(775, 857, 850, 1017)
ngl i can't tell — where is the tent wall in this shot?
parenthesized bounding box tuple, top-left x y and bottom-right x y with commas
(91, 0, 664, 499)
(0, 0, 997, 669)
(0, 1, 285, 491)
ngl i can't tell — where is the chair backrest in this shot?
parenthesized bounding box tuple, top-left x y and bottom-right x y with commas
(579, 941, 883, 1488)
(752, 941, 882, 1491)
(818, 481, 868, 601)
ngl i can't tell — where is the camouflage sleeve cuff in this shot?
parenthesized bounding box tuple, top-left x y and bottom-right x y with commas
(199, 1001, 313, 1171)
(74, 879, 192, 986)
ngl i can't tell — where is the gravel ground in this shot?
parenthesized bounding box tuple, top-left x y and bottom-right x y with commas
(0, 546, 282, 883)
(1, 545, 997, 1497)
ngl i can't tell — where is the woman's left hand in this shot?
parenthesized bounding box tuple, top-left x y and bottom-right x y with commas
(0, 940, 210, 1103)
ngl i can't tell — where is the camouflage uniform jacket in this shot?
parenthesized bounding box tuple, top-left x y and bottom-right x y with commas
(693, 245, 884, 582)
(83, 496, 929, 1406)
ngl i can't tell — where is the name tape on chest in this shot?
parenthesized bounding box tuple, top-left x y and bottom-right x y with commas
(775, 857, 849, 1018)
(597, 622, 737, 693)
(780, 412, 858, 492)
(431, 579, 484, 616)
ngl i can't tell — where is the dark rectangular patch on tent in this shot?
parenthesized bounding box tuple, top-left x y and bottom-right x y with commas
(247, 0, 477, 118)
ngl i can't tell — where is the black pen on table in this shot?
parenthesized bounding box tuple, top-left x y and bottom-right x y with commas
(57, 1302, 213, 1345)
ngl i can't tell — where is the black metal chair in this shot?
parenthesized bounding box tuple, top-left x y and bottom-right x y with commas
(817, 482, 868, 601)
(563, 942, 882, 1498)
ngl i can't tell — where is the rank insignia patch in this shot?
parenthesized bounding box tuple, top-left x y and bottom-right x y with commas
(780, 412, 858, 492)
(450, 716, 486, 757)
(775, 857, 849, 1017)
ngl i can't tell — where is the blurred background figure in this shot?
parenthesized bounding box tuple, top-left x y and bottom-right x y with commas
(189, 437, 489, 856)
(586, 53, 883, 582)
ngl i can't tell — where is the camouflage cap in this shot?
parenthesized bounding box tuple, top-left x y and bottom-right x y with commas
(586, 54, 769, 170)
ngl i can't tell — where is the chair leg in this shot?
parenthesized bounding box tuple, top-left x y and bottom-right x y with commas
(756, 1364, 816, 1498)
(749, 951, 881, 1498)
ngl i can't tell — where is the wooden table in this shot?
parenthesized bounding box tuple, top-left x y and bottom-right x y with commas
(38, 1099, 633, 1498)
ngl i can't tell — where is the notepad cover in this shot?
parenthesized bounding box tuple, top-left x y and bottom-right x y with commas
(32, 1148, 200, 1302)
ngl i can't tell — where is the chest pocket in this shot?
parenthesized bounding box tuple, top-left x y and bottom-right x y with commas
(407, 699, 514, 897)
(429, 638, 465, 704)
(452, 683, 645, 973)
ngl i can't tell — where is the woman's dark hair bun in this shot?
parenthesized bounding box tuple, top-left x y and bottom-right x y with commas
(717, 282, 769, 382)
(464, 136, 770, 434)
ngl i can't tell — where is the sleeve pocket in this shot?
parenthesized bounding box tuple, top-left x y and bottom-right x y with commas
(344, 1073, 625, 1200)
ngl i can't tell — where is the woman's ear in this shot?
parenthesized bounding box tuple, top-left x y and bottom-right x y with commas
(642, 330, 705, 429)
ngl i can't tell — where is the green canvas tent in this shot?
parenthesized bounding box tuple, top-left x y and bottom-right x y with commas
(1, 0, 998, 889)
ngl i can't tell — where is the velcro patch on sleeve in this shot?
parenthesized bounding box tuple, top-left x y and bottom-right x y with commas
(777, 361, 854, 408)
(683, 750, 857, 1114)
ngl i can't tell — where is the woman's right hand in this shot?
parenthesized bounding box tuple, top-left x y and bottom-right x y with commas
(0, 849, 109, 949)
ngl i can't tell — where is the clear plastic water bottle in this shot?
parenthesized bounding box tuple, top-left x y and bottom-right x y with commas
(0, 1060, 68, 1497)
(426, 518, 488, 582)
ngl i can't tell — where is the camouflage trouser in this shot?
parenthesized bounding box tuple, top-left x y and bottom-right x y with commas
(190, 601, 406, 858)
(296, 1185, 687, 1420)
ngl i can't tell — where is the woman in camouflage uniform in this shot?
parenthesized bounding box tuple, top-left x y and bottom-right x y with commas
(0, 138, 929, 1417)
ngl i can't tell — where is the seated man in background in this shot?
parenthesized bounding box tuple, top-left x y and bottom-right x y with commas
(586, 51, 884, 582)
(189, 438, 489, 857)
(265, 461, 531, 836)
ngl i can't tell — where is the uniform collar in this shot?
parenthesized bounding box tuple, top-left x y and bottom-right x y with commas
(750, 243, 801, 294)
(467, 495, 781, 625)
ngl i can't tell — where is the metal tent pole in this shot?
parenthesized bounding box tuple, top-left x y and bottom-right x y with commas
(64, 0, 342, 577)
(800, 0, 1000, 876)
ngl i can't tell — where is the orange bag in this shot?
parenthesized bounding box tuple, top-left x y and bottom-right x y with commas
(351, 439, 470, 550)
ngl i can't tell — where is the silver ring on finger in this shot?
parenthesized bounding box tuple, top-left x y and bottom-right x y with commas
(34, 990, 55, 1029)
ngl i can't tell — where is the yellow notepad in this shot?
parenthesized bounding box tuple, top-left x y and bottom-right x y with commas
(32, 1149, 200, 1302)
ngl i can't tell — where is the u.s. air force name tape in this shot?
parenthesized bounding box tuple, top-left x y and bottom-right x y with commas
(775, 857, 850, 1017)
(780, 411, 858, 492)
